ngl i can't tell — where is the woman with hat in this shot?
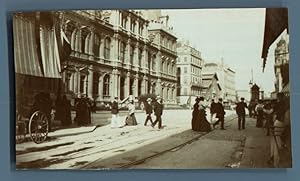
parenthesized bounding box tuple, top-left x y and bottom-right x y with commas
(124, 99, 138, 126)
(191, 97, 201, 131)
(192, 96, 211, 132)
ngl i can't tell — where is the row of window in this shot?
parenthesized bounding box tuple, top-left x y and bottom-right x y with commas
(160, 35, 176, 51)
(121, 13, 145, 36)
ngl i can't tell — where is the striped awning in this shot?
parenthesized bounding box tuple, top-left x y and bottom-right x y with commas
(13, 15, 61, 78)
(13, 16, 43, 77)
(39, 26, 61, 78)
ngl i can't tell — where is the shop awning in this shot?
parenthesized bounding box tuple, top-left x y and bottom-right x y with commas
(39, 26, 61, 78)
(13, 16, 43, 77)
(13, 14, 62, 78)
(261, 8, 288, 71)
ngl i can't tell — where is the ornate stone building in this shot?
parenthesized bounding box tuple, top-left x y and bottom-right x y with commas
(60, 10, 178, 105)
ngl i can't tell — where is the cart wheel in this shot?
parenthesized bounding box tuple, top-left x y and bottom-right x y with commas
(29, 111, 49, 144)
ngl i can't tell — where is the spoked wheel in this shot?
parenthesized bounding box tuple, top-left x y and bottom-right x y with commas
(29, 111, 49, 144)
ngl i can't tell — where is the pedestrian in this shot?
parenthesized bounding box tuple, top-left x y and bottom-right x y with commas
(144, 98, 154, 126)
(195, 97, 211, 132)
(236, 97, 248, 130)
(210, 98, 217, 124)
(263, 101, 274, 135)
(269, 99, 290, 168)
(62, 95, 72, 127)
(152, 96, 163, 129)
(191, 97, 201, 131)
(110, 97, 121, 128)
(212, 98, 226, 130)
(255, 100, 264, 127)
(124, 99, 138, 126)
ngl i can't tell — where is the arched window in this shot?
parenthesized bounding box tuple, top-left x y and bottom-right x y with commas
(93, 33, 100, 57)
(103, 74, 110, 96)
(93, 72, 100, 96)
(120, 41, 126, 63)
(130, 45, 134, 65)
(138, 48, 143, 67)
(104, 38, 111, 59)
(81, 28, 89, 53)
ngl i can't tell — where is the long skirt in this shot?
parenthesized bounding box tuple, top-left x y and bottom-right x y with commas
(125, 114, 138, 126)
(111, 114, 121, 128)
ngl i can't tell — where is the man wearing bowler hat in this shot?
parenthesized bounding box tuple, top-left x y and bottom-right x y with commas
(236, 97, 248, 130)
(152, 96, 163, 129)
(144, 97, 154, 126)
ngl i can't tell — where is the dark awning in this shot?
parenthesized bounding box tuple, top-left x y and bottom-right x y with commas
(261, 8, 288, 71)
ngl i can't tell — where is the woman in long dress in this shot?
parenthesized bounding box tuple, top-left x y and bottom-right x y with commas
(198, 97, 212, 132)
(125, 100, 138, 126)
(191, 97, 201, 131)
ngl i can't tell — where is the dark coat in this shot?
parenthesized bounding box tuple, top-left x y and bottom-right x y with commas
(153, 101, 163, 116)
(215, 102, 225, 118)
(210, 102, 217, 114)
(236, 102, 248, 116)
(111, 101, 119, 114)
(144, 102, 153, 114)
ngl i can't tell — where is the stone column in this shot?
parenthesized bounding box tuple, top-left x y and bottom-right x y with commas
(98, 74, 104, 101)
(111, 35, 117, 61)
(88, 28, 95, 56)
(75, 28, 81, 53)
(127, 39, 131, 65)
(172, 88, 176, 102)
(142, 45, 147, 69)
(134, 74, 139, 98)
(156, 79, 162, 96)
(70, 73, 74, 92)
(141, 75, 146, 94)
(157, 51, 162, 75)
(74, 68, 80, 96)
(112, 68, 120, 98)
(127, 14, 131, 32)
(134, 42, 139, 67)
(87, 66, 93, 99)
(125, 72, 130, 97)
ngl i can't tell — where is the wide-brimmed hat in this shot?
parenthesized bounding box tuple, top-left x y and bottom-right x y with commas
(156, 95, 162, 100)
(146, 98, 152, 102)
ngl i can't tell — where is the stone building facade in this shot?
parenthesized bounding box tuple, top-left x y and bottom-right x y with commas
(176, 41, 203, 105)
(60, 10, 178, 105)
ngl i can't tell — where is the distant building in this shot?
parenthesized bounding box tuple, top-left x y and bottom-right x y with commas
(176, 40, 203, 105)
(202, 61, 236, 102)
(201, 73, 222, 100)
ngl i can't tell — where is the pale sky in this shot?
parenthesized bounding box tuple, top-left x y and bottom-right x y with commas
(162, 8, 278, 95)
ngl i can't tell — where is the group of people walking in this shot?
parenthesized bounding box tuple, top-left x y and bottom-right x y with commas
(110, 95, 164, 129)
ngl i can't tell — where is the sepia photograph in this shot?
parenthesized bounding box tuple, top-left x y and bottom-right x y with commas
(13, 8, 291, 169)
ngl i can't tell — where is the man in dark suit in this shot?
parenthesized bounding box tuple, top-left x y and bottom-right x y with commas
(213, 98, 226, 130)
(144, 98, 154, 126)
(152, 96, 163, 129)
(236, 97, 248, 130)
